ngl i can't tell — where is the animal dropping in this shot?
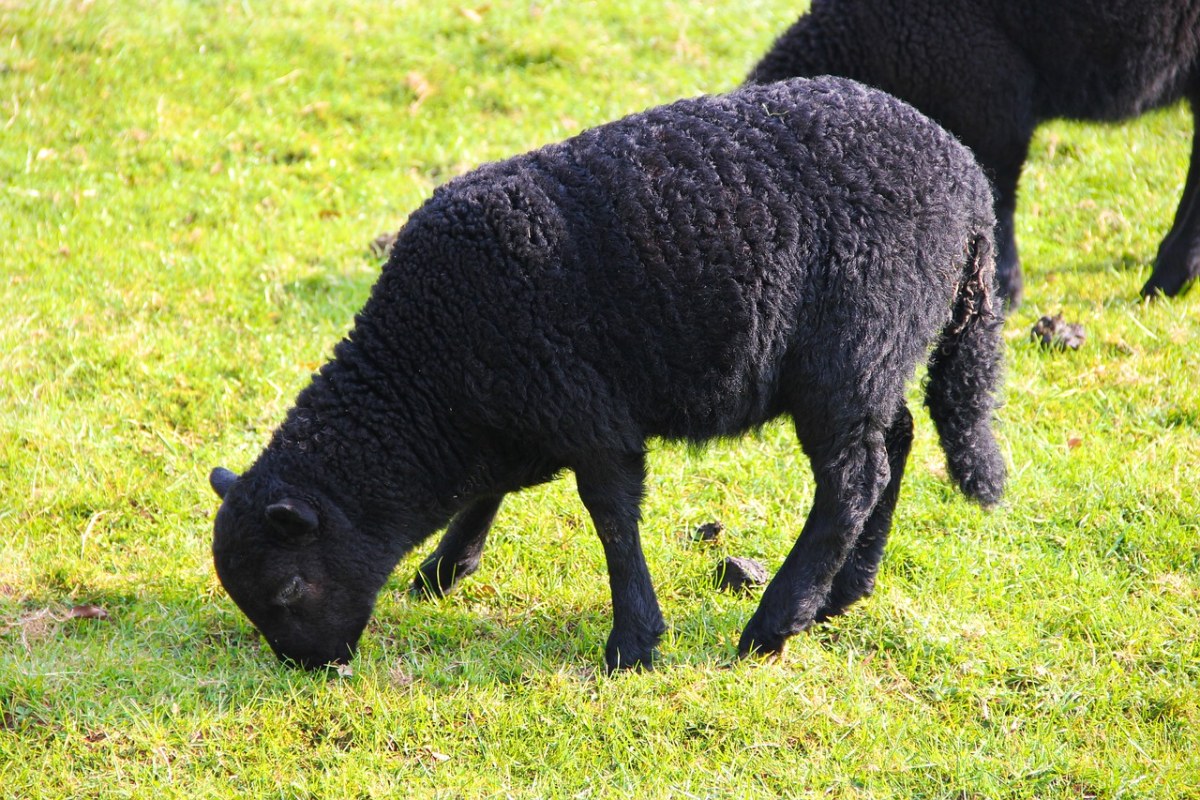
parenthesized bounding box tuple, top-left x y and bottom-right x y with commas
(715, 557, 769, 594)
(1031, 314, 1086, 350)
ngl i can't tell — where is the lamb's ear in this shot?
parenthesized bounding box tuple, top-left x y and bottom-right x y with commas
(209, 467, 239, 499)
(265, 498, 319, 536)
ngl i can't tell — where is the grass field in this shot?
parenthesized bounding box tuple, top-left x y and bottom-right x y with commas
(2, 1, 1198, 797)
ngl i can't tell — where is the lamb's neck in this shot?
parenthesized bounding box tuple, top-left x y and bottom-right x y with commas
(269, 361, 487, 542)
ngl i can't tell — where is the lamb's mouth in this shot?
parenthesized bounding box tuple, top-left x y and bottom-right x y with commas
(268, 639, 356, 671)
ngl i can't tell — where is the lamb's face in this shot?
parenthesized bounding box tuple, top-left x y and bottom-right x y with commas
(208, 467, 385, 670)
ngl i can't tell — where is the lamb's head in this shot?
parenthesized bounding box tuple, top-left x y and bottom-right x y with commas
(208, 466, 391, 670)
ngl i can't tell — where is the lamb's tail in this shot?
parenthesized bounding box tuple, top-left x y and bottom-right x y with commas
(924, 227, 1006, 506)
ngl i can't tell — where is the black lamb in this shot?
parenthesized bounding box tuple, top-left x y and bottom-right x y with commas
(748, 0, 1200, 305)
(208, 76, 1006, 673)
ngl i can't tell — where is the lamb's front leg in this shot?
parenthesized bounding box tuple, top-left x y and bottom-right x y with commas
(574, 451, 666, 672)
(739, 423, 889, 657)
(410, 494, 503, 598)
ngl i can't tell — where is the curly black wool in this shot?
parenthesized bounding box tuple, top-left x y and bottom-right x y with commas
(209, 77, 1005, 673)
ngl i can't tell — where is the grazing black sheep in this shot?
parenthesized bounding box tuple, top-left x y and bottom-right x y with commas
(748, 0, 1200, 305)
(209, 77, 1006, 673)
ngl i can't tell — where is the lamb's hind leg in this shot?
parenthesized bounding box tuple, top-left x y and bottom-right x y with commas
(573, 450, 666, 672)
(1145, 91, 1200, 297)
(814, 404, 913, 623)
(410, 494, 503, 599)
(738, 418, 890, 657)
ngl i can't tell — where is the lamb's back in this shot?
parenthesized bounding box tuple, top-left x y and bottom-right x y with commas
(380, 78, 988, 447)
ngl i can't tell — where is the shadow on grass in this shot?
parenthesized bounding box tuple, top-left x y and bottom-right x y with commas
(358, 588, 812, 687)
(2, 565, 968, 704)
(4, 567, 761, 693)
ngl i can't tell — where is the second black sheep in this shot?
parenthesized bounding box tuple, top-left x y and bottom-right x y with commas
(749, 0, 1200, 305)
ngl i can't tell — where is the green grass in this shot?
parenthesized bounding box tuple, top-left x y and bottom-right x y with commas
(2, 1, 1198, 797)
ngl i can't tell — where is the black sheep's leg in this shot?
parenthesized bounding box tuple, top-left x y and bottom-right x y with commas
(1145, 94, 1200, 297)
(989, 155, 1028, 310)
(813, 404, 914, 623)
(573, 450, 665, 672)
(410, 494, 504, 599)
(738, 419, 890, 658)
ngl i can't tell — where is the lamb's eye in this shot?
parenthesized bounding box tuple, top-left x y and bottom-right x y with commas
(275, 576, 306, 607)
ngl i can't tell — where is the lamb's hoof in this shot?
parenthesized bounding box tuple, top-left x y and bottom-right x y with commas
(604, 627, 663, 673)
(604, 649, 655, 674)
(811, 608, 841, 625)
(1145, 229, 1200, 297)
(604, 651, 654, 673)
(408, 557, 475, 600)
(408, 575, 444, 600)
(812, 590, 869, 625)
(736, 628, 788, 661)
(1141, 266, 1196, 298)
